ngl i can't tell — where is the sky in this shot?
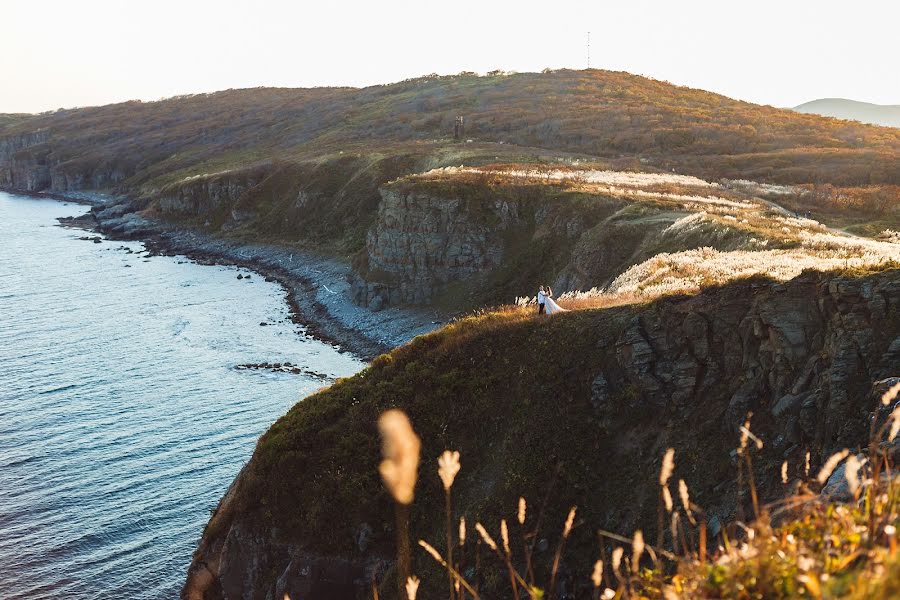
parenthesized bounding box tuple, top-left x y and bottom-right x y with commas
(1, 0, 898, 114)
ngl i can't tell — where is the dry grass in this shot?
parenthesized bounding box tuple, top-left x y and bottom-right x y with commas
(377, 382, 900, 599)
(414, 165, 899, 312)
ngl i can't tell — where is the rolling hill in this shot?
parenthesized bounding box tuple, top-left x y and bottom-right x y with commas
(794, 98, 900, 128)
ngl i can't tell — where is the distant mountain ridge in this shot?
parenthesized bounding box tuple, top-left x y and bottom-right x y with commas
(793, 98, 900, 128)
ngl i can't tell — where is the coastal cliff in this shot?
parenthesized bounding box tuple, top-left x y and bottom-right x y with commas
(3, 70, 899, 313)
(183, 267, 900, 599)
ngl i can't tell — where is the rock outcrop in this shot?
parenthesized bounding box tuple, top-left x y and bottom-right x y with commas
(353, 187, 528, 306)
(0, 131, 52, 190)
(351, 181, 636, 309)
(592, 273, 899, 456)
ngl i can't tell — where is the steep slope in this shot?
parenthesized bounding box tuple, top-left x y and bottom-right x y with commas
(794, 98, 900, 128)
(184, 267, 900, 599)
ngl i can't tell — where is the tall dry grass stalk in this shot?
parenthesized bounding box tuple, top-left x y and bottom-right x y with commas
(548, 507, 577, 600)
(474, 522, 531, 597)
(736, 414, 763, 520)
(517, 496, 535, 588)
(500, 519, 519, 600)
(419, 540, 480, 599)
(438, 450, 461, 600)
(816, 449, 850, 484)
(378, 410, 421, 598)
(374, 381, 899, 598)
(658, 448, 675, 547)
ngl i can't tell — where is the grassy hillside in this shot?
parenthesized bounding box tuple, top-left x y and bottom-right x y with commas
(4, 71, 898, 304)
(4, 70, 900, 193)
(191, 265, 900, 598)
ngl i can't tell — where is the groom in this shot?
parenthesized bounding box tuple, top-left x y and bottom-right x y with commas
(537, 285, 547, 315)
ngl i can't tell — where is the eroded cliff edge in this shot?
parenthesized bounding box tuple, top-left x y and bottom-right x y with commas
(183, 267, 900, 599)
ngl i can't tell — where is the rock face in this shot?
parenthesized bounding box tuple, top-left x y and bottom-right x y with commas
(0, 129, 131, 192)
(0, 131, 52, 190)
(591, 274, 900, 458)
(155, 172, 265, 221)
(351, 183, 637, 309)
(351, 182, 763, 311)
(353, 187, 528, 306)
(185, 268, 900, 600)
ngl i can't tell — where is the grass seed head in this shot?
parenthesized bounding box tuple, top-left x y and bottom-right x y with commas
(475, 522, 498, 551)
(378, 410, 420, 505)
(612, 547, 624, 574)
(632, 530, 644, 572)
(459, 517, 466, 546)
(782, 460, 789, 484)
(678, 479, 696, 524)
(501, 519, 511, 554)
(591, 560, 604, 588)
(660, 448, 675, 486)
(844, 455, 861, 497)
(405, 576, 420, 600)
(563, 506, 577, 537)
(881, 381, 900, 406)
(518, 496, 527, 525)
(817, 449, 850, 484)
(438, 450, 461, 491)
(889, 406, 900, 442)
(419, 539, 444, 563)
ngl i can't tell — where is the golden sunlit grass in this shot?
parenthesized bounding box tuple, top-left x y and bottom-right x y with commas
(374, 380, 900, 600)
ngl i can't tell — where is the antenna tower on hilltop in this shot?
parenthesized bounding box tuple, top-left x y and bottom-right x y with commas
(587, 31, 591, 69)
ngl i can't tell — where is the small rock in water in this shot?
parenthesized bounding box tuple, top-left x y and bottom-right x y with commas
(237, 274, 244, 279)
(259, 322, 267, 326)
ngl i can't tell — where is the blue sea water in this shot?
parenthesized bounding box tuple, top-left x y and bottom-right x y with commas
(0, 192, 364, 599)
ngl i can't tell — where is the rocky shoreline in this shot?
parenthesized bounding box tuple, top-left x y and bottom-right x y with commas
(6, 188, 443, 360)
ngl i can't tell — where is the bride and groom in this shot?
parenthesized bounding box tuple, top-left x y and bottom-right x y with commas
(537, 285, 566, 315)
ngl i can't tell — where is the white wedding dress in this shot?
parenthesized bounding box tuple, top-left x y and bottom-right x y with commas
(544, 296, 567, 314)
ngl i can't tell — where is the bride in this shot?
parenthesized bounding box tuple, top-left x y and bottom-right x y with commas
(542, 285, 567, 314)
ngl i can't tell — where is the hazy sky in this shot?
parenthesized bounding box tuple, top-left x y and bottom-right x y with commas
(2, 0, 897, 114)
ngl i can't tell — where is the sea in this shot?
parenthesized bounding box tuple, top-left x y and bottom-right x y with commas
(0, 191, 365, 599)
